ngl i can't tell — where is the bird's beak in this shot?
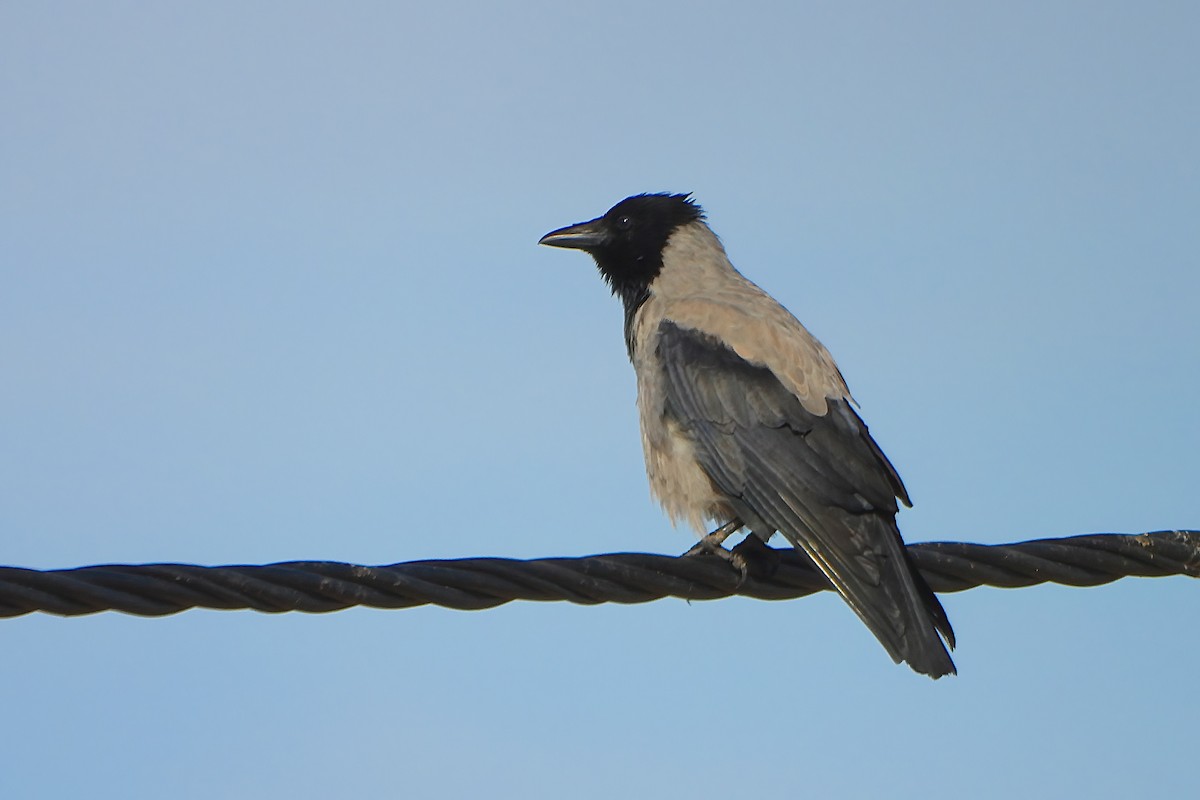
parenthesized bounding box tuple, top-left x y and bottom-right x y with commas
(538, 217, 608, 250)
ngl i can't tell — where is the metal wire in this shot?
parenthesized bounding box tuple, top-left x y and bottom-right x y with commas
(0, 530, 1195, 619)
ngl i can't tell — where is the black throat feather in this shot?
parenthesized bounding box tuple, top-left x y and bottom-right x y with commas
(586, 193, 706, 358)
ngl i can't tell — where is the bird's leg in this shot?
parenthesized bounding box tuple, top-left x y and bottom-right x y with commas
(683, 518, 744, 558)
(683, 518, 749, 584)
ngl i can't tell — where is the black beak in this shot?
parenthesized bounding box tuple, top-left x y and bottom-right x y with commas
(538, 217, 608, 250)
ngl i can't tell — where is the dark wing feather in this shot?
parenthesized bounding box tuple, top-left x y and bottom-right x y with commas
(656, 321, 955, 676)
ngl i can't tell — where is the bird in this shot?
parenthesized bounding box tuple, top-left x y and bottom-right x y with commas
(538, 193, 956, 677)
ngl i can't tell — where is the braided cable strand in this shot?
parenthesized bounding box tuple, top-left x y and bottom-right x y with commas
(0, 530, 1195, 619)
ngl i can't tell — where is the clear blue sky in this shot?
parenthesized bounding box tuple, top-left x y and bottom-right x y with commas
(2, 3, 1197, 798)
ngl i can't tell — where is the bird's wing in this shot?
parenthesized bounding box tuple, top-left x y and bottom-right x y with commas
(656, 320, 955, 675)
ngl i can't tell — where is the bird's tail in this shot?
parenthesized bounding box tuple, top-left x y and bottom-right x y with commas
(777, 512, 957, 679)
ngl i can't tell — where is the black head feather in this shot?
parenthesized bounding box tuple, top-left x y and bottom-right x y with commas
(540, 192, 703, 300)
(589, 193, 705, 298)
(540, 192, 706, 356)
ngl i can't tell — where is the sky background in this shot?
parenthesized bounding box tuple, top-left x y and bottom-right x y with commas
(2, 2, 1197, 797)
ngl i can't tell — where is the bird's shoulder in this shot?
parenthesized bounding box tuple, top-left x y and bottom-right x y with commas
(637, 286, 851, 417)
(651, 317, 912, 510)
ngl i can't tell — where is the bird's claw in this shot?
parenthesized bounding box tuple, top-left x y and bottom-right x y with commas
(682, 520, 750, 586)
(682, 518, 743, 557)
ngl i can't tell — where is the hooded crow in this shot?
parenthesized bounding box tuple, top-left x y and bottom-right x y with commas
(539, 193, 956, 678)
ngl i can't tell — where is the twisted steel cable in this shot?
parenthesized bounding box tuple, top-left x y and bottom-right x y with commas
(0, 530, 1195, 619)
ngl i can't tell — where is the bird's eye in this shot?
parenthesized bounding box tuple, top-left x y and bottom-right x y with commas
(615, 215, 632, 229)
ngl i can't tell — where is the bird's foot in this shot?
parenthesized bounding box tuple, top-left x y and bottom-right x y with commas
(683, 519, 744, 558)
(683, 519, 749, 585)
(729, 532, 781, 581)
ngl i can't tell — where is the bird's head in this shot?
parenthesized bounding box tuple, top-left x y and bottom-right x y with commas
(539, 193, 705, 301)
